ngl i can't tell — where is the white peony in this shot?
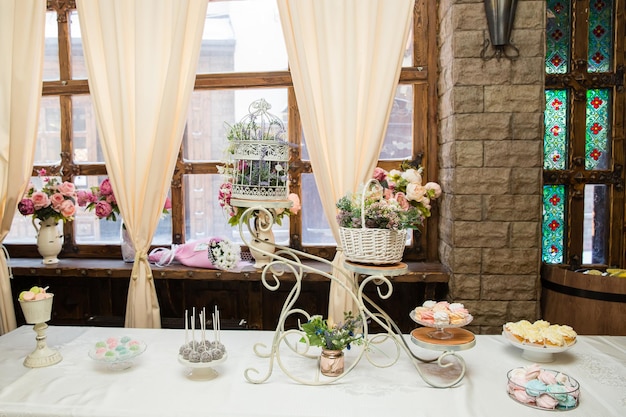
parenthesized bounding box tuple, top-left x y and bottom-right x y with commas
(425, 182, 442, 198)
(401, 168, 422, 184)
(405, 183, 426, 202)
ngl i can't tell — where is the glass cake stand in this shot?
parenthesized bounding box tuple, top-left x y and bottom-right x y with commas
(409, 310, 474, 340)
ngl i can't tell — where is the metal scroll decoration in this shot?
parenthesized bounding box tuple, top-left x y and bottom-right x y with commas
(237, 205, 468, 388)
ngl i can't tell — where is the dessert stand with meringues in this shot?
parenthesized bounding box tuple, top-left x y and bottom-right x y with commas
(235, 204, 473, 388)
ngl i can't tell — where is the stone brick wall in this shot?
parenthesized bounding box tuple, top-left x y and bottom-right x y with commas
(437, 0, 545, 333)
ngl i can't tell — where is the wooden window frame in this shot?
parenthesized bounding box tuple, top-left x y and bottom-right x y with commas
(7, 0, 440, 264)
(543, 0, 626, 267)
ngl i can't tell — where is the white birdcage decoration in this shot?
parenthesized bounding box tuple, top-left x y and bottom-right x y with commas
(226, 99, 289, 200)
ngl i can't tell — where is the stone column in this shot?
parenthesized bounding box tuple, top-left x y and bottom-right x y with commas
(438, 0, 546, 333)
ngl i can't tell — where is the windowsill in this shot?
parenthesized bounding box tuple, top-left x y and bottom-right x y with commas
(8, 258, 449, 283)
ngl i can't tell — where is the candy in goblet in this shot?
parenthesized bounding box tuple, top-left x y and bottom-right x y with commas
(19, 295, 62, 368)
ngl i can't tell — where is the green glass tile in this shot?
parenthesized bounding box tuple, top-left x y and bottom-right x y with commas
(546, 0, 571, 74)
(585, 89, 611, 170)
(588, 0, 614, 73)
(544, 90, 568, 170)
(543, 185, 566, 264)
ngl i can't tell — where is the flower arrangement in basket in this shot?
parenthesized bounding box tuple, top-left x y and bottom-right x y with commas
(218, 98, 290, 201)
(18, 169, 77, 224)
(336, 161, 441, 264)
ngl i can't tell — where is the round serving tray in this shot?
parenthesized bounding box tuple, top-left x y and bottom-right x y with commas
(502, 331, 576, 363)
(410, 327, 476, 351)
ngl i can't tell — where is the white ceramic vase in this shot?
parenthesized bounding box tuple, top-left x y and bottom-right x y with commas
(33, 217, 63, 265)
(120, 223, 135, 263)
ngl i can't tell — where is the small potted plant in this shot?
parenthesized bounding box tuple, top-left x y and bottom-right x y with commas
(300, 312, 364, 377)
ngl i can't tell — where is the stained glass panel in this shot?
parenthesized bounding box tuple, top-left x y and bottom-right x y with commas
(585, 89, 611, 170)
(546, 0, 571, 74)
(588, 0, 613, 73)
(544, 90, 568, 170)
(542, 185, 566, 264)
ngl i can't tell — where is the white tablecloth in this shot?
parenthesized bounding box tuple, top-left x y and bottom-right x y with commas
(0, 325, 624, 417)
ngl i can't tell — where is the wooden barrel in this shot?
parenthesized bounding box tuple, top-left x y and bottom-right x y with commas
(541, 264, 626, 335)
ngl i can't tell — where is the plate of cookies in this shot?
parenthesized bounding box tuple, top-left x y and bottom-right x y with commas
(502, 320, 577, 362)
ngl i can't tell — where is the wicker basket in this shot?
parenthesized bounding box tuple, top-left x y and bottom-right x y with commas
(339, 227, 406, 264)
(338, 179, 406, 264)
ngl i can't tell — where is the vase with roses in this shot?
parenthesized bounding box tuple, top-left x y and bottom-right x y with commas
(336, 160, 441, 264)
(77, 178, 172, 262)
(17, 169, 78, 264)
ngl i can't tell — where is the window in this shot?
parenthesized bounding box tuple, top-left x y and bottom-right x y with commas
(542, 0, 625, 267)
(6, 0, 439, 263)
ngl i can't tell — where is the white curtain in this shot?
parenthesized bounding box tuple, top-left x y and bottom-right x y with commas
(0, 1, 46, 335)
(77, 0, 208, 328)
(277, 0, 414, 320)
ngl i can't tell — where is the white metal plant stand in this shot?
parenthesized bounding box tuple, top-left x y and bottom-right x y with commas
(238, 205, 471, 387)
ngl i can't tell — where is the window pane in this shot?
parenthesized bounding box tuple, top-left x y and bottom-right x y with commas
(184, 174, 288, 245)
(543, 90, 568, 170)
(184, 89, 287, 161)
(35, 97, 62, 165)
(74, 175, 172, 245)
(302, 174, 334, 245)
(585, 89, 611, 170)
(380, 85, 414, 160)
(542, 185, 566, 264)
(301, 85, 413, 161)
(72, 95, 104, 163)
(545, 0, 571, 74)
(587, 0, 613, 73)
(69, 11, 87, 80)
(582, 184, 609, 264)
(197, 0, 287, 74)
(402, 19, 413, 67)
(43, 12, 60, 81)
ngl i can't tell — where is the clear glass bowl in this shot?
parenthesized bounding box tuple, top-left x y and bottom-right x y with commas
(506, 367, 580, 410)
(88, 336, 146, 371)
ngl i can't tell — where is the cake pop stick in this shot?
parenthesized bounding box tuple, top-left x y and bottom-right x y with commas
(192, 307, 196, 347)
(184, 309, 188, 345)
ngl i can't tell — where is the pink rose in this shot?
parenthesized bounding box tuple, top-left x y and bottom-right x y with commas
(49, 193, 66, 210)
(288, 193, 301, 214)
(383, 188, 394, 200)
(59, 200, 76, 218)
(99, 178, 113, 196)
(95, 201, 113, 219)
(31, 191, 50, 210)
(163, 197, 172, 211)
(395, 192, 411, 210)
(106, 194, 117, 205)
(57, 181, 76, 197)
(372, 167, 387, 182)
(76, 190, 92, 207)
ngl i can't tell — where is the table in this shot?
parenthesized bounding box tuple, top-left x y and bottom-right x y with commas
(0, 325, 624, 417)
